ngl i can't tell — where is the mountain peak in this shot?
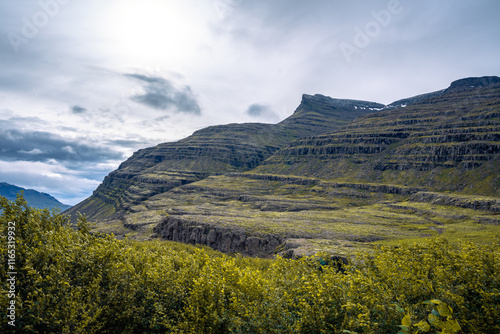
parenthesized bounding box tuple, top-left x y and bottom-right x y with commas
(300, 94, 384, 110)
(65, 76, 500, 257)
(446, 76, 500, 92)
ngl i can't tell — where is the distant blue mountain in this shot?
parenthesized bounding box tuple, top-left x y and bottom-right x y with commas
(0, 182, 72, 211)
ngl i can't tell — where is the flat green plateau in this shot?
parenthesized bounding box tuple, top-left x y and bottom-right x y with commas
(89, 174, 500, 257)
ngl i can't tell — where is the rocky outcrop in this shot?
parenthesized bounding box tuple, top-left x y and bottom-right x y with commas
(153, 216, 283, 257)
(230, 173, 318, 185)
(277, 94, 385, 137)
(67, 170, 209, 222)
(230, 173, 425, 195)
(411, 192, 500, 212)
(323, 182, 425, 196)
(445, 76, 500, 93)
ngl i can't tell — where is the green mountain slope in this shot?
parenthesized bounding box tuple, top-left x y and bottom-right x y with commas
(0, 182, 71, 211)
(67, 95, 381, 222)
(255, 77, 500, 196)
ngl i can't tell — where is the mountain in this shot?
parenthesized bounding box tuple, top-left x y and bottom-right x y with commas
(67, 76, 500, 258)
(277, 94, 385, 136)
(66, 94, 381, 222)
(255, 76, 500, 195)
(0, 182, 72, 211)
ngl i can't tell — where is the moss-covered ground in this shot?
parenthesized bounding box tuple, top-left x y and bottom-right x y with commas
(90, 174, 499, 257)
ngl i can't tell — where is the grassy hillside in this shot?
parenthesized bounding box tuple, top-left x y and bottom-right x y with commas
(98, 173, 499, 258)
(1, 196, 499, 333)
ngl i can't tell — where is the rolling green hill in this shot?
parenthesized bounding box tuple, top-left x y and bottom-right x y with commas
(67, 76, 500, 258)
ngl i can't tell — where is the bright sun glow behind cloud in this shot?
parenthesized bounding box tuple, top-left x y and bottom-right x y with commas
(105, 0, 210, 66)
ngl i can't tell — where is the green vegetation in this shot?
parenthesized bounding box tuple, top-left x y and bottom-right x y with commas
(2, 196, 499, 333)
(100, 174, 499, 257)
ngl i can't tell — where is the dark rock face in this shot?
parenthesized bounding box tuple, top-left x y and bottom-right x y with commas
(278, 94, 385, 137)
(153, 216, 283, 257)
(411, 192, 500, 212)
(445, 76, 500, 92)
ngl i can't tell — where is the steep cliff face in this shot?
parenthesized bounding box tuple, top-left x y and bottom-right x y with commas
(153, 216, 282, 257)
(67, 94, 384, 221)
(256, 77, 500, 195)
(278, 94, 385, 137)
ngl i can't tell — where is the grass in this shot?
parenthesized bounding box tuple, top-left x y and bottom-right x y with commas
(89, 174, 499, 258)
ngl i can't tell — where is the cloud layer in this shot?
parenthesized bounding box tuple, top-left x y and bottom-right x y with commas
(0, 128, 125, 163)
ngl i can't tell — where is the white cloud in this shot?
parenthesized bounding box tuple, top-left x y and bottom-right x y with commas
(18, 148, 44, 155)
(62, 146, 76, 154)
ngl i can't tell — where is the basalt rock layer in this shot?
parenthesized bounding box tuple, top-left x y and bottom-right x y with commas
(152, 216, 283, 257)
(256, 77, 500, 196)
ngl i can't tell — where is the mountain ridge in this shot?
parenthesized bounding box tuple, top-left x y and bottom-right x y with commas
(0, 182, 71, 211)
(255, 77, 500, 195)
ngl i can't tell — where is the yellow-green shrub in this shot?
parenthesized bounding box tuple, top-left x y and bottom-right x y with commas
(1, 195, 499, 333)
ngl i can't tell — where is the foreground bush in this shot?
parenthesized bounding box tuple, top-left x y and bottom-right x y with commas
(1, 195, 499, 333)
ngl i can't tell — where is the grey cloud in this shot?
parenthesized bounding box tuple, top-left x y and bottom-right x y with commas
(246, 103, 280, 122)
(125, 73, 163, 83)
(104, 138, 150, 149)
(0, 128, 125, 163)
(71, 105, 87, 114)
(0, 115, 49, 127)
(247, 103, 268, 117)
(125, 73, 201, 115)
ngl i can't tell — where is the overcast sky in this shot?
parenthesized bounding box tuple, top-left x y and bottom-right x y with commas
(1, 0, 499, 205)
